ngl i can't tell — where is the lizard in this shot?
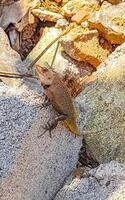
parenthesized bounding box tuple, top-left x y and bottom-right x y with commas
(35, 64, 100, 167)
(35, 64, 81, 137)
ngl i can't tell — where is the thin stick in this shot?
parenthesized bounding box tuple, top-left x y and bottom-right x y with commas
(0, 71, 38, 79)
(50, 41, 60, 68)
(0, 74, 28, 79)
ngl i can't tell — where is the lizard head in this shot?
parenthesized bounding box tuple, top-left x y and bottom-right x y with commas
(35, 64, 54, 87)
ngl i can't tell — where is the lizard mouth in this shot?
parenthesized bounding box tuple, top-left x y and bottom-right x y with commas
(35, 64, 43, 75)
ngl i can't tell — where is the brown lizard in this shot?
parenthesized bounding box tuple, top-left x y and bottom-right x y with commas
(35, 64, 81, 137)
(35, 64, 100, 167)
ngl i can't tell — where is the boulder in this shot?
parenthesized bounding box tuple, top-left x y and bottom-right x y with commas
(76, 42, 125, 163)
(89, 1, 125, 44)
(54, 161, 125, 200)
(62, 0, 99, 18)
(32, 8, 63, 23)
(0, 28, 22, 86)
(0, 80, 82, 200)
(61, 26, 108, 67)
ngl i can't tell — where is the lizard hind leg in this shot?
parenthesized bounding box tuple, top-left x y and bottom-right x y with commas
(38, 120, 58, 138)
(38, 114, 67, 138)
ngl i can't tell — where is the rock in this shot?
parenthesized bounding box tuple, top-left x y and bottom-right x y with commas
(24, 26, 93, 75)
(62, 0, 69, 6)
(89, 1, 125, 44)
(54, 0, 62, 3)
(54, 161, 125, 200)
(71, 2, 99, 24)
(0, 28, 22, 86)
(55, 18, 69, 28)
(62, 0, 99, 18)
(108, 0, 123, 4)
(61, 26, 108, 67)
(32, 8, 63, 23)
(0, 0, 15, 6)
(0, 0, 40, 29)
(25, 27, 62, 70)
(0, 80, 82, 200)
(81, 21, 89, 28)
(76, 42, 125, 163)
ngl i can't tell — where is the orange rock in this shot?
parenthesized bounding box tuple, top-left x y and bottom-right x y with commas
(54, 0, 62, 3)
(89, 2, 125, 44)
(62, 0, 99, 18)
(108, 0, 123, 4)
(61, 26, 108, 67)
(71, 7, 91, 24)
(71, 3, 99, 24)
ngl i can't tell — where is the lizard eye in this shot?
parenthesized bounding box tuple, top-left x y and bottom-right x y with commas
(47, 76, 51, 80)
(42, 68, 48, 72)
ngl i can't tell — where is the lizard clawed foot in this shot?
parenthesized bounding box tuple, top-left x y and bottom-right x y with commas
(41, 97, 51, 107)
(34, 96, 51, 109)
(38, 120, 58, 138)
(38, 114, 67, 138)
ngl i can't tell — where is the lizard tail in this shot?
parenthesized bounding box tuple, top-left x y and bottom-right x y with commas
(65, 121, 81, 137)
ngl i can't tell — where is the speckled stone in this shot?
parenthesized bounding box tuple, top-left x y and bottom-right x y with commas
(0, 28, 22, 86)
(0, 80, 82, 200)
(54, 161, 125, 200)
(76, 43, 125, 163)
(89, 1, 125, 44)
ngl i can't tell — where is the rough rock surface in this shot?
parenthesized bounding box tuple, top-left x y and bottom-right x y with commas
(71, 2, 99, 24)
(76, 42, 125, 163)
(25, 27, 78, 74)
(0, 79, 82, 200)
(0, 28, 22, 86)
(61, 26, 108, 67)
(25, 27, 62, 70)
(32, 8, 63, 22)
(89, 1, 125, 44)
(25, 26, 94, 76)
(62, 0, 99, 17)
(54, 161, 125, 200)
(0, 0, 40, 29)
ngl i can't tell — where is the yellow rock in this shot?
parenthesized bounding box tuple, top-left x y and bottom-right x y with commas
(71, 2, 99, 24)
(32, 8, 63, 22)
(61, 26, 108, 67)
(25, 26, 79, 74)
(89, 2, 125, 44)
(62, 0, 99, 18)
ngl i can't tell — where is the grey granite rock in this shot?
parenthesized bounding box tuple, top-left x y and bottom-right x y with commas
(76, 42, 125, 163)
(0, 79, 82, 200)
(54, 161, 125, 200)
(0, 28, 22, 86)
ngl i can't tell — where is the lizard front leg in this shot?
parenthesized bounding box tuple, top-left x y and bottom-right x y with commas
(34, 95, 51, 109)
(41, 96, 51, 107)
(38, 114, 67, 138)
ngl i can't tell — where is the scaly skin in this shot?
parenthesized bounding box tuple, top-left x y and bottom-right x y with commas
(35, 64, 81, 137)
